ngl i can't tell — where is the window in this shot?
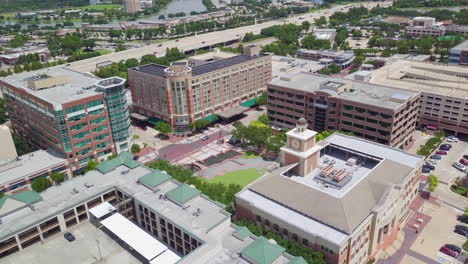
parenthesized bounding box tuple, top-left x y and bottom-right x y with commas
(292, 234, 298, 241)
(87, 100, 103, 108)
(72, 131, 89, 140)
(90, 117, 106, 125)
(68, 113, 86, 122)
(70, 122, 87, 130)
(256, 215, 261, 222)
(273, 224, 279, 231)
(89, 109, 104, 116)
(264, 219, 270, 226)
(94, 133, 108, 141)
(75, 139, 91, 148)
(92, 125, 108, 133)
(66, 104, 84, 114)
(283, 229, 288, 236)
(303, 239, 309, 246)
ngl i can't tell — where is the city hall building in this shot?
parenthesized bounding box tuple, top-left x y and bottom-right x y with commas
(236, 119, 424, 264)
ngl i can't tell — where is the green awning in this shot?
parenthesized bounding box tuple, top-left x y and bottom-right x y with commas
(240, 98, 257, 108)
(147, 117, 166, 126)
(199, 114, 218, 123)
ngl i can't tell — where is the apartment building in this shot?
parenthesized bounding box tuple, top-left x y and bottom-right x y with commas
(0, 152, 307, 264)
(297, 49, 355, 69)
(404, 17, 445, 37)
(236, 120, 424, 264)
(0, 67, 131, 171)
(128, 45, 272, 131)
(449, 40, 468, 66)
(267, 72, 420, 148)
(369, 60, 468, 136)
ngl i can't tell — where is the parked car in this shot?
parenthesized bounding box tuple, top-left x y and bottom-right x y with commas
(436, 151, 448, 155)
(426, 160, 437, 166)
(444, 244, 461, 254)
(463, 154, 468, 160)
(447, 136, 459, 142)
(456, 225, 468, 231)
(64, 232, 75, 242)
(175, 39, 180, 42)
(430, 154, 443, 160)
(422, 167, 431, 173)
(157, 43, 163, 47)
(202, 135, 209, 141)
(459, 159, 468, 166)
(453, 162, 466, 172)
(424, 164, 435, 170)
(454, 228, 468, 237)
(440, 245, 458, 257)
(440, 144, 452, 150)
(458, 215, 468, 224)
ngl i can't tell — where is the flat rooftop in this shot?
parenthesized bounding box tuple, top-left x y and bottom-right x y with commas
(238, 133, 423, 240)
(0, 157, 228, 242)
(451, 40, 468, 52)
(270, 72, 419, 110)
(369, 60, 468, 99)
(0, 149, 67, 185)
(0, 67, 101, 107)
(271, 55, 325, 77)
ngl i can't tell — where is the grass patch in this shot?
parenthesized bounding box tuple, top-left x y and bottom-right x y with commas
(450, 184, 468, 196)
(242, 151, 260, 159)
(463, 242, 468, 252)
(207, 168, 266, 187)
(79, 4, 123, 10)
(96, 49, 112, 55)
(243, 37, 275, 44)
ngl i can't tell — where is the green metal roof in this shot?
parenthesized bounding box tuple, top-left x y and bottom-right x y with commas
(11, 191, 42, 204)
(96, 152, 141, 174)
(240, 98, 257, 108)
(166, 184, 201, 204)
(139, 169, 171, 187)
(148, 117, 166, 126)
(241, 237, 285, 264)
(234, 226, 252, 240)
(437, 35, 465, 41)
(288, 256, 308, 264)
(0, 191, 42, 210)
(199, 114, 218, 123)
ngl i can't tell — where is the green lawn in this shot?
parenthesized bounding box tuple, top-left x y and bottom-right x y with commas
(96, 49, 112, 55)
(207, 168, 266, 187)
(79, 4, 123, 10)
(241, 152, 260, 159)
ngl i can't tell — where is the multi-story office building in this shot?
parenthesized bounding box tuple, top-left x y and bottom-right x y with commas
(124, 0, 141, 14)
(404, 17, 445, 37)
(0, 152, 307, 264)
(236, 120, 424, 264)
(267, 72, 419, 148)
(128, 45, 272, 131)
(369, 59, 468, 136)
(449, 40, 468, 66)
(0, 67, 131, 171)
(297, 49, 355, 69)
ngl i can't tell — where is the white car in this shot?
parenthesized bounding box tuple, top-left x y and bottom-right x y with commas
(453, 162, 466, 172)
(447, 137, 459, 142)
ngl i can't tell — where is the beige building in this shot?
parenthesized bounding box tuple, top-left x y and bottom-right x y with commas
(0, 125, 18, 166)
(404, 17, 445, 37)
(369, 60, 468, 136)
(236, 120, 424, 264)
(124, 0, 141, 14)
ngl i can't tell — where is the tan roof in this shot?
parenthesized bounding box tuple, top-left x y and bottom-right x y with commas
(369, 60, 468, 99)
(248, 159, 412, 234)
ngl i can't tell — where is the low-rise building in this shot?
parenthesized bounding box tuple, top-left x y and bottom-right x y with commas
(236, 120, 424, 264)
(0, 152, 307, 264)
(267, 72, 419, 148)
(0, 67, 131, 171)
(449, 40, 468, 66)
(297, 49, 355, 69)
(369, 60, 468, 136)
(128, 45, 272, 131)
(404, 17, 445, 37)
(313, 28, 337, 42)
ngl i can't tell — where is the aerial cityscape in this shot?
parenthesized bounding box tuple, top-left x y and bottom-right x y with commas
(0, 0, 467, 263)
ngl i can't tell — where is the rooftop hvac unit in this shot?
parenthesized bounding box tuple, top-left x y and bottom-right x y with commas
(346, 158, 357, 166)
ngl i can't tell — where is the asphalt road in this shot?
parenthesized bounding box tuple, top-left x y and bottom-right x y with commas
(66, 1, 391, 73)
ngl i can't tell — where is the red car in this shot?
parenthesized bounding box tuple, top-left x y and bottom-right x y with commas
(440, 246, 458, 257)
(460, 159, 468, 166)
(436, 151, 448, 155)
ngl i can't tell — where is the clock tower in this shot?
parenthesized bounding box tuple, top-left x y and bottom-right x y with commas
(280, 118, 322, 177)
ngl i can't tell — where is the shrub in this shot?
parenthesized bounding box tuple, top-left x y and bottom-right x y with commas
(31, 178, 51, 192)
(428, 174, 439, 192)
(131, 144, 141, 154)
(50, 172, 65, 184)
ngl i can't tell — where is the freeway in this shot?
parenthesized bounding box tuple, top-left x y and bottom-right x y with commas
(66, 1, 391, 73)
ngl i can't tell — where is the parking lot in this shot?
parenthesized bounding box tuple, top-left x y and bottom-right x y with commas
(427, 138, 468, 185)
(3, 222, 140, 264)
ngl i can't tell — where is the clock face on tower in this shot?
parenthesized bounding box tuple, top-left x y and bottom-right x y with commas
(291, 139, 301, 150)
